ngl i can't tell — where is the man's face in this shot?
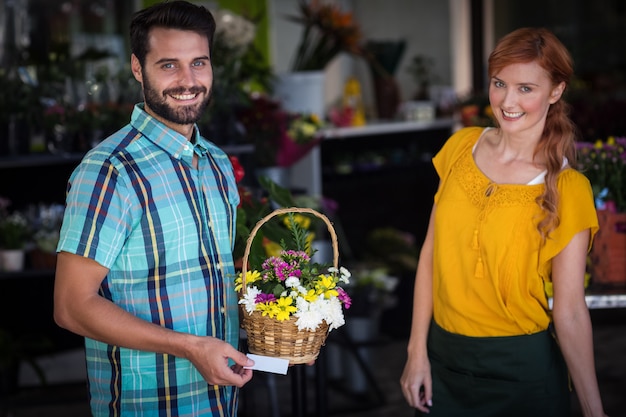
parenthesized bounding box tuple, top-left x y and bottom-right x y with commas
(131, 27, 213, 131)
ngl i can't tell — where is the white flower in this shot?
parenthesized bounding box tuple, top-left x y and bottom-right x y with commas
(213, 9, 256, 54)
(285, 276, 300, 288)
(239, 286, 261, 314)
(294, 297, 324, 331)
(330, 266, 352, 284)
(324, 297, 346, 331)
(340, 266, 351, 284)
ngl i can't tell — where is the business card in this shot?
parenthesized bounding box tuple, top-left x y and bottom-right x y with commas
(244, 354, 289, 375)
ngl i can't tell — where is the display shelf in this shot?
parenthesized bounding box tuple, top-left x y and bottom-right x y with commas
(585, 293, 626, 309)
(321, 118, 456, 140)
(548, 289, 626, 310)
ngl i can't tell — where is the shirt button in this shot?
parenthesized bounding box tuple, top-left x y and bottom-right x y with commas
(220, 307, 225, 314)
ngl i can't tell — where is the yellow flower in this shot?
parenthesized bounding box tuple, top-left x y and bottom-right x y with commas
(235, 270, 261, 292)
(304, 288, 318, 302)
(283, 214, 311, 230)
(258, 302, 275, 318)
(315, 274, 339, 299)
(264, 240, 282, 258)
(274, 297, 298, 321)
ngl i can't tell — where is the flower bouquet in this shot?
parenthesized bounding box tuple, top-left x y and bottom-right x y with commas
(236, 207, 351, 364)
(576, 136, 626, 212)
(236, 94, 324, 167)
(286, 0, 363, 71)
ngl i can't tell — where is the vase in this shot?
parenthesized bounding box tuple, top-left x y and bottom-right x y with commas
(0, 249, 26, 272)
(272, 71, 326, 196)
(590, 210, 626, 288)
(272, 70, 326, 117)
(371, 74, 401, 120)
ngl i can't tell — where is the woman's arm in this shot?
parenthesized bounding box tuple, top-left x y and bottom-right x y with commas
(400, 204, 436, 412)
(551, 228, 608, 417)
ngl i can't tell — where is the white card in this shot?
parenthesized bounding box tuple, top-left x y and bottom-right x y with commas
(244, 354, 289, 375)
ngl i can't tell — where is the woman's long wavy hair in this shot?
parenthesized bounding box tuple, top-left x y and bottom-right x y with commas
(488, 27, 577, 241)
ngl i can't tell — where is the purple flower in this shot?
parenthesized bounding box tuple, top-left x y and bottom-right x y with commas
(337, 287, 352, 309)
(255, 293, 277, 304)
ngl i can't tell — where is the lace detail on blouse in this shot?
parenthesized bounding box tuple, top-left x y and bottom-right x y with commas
(454, 148, 543, 208)
(452, 146, 543, 278)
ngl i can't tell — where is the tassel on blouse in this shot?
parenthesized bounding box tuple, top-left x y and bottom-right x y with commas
(472, 229, 479, 250)
(475, 256, 484, 278)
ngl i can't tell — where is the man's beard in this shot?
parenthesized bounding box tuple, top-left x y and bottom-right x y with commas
(142, 71, 211, 125)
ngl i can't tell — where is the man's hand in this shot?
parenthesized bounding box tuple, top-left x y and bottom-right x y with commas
(187, 336, 254, 387)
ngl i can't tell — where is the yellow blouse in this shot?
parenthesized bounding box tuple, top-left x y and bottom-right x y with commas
(432, 127, 598, 337)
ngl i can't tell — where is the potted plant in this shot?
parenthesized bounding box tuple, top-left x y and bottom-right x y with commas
(576, 136, 626, 212)
(0, 197, 31, 272)
(577, 136, 626, 287)
(235, 94, 324, 184)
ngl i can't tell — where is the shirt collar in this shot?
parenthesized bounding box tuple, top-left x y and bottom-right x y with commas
(130, 103, 209, 165)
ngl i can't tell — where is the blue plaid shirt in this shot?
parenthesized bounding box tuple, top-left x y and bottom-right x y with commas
(57, 104, 241, 416)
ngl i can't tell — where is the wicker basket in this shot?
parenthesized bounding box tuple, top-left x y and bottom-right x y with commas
(240, 207, 339, 364)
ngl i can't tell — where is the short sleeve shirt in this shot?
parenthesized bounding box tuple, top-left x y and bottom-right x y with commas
(431, 127, 598, 337)
(57, 104, 241, 416)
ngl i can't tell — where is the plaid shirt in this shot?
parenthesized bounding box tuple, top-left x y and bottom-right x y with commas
(57, 104, 241, 416)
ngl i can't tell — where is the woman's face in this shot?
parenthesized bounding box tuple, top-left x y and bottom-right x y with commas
(489, 61, 564, 136)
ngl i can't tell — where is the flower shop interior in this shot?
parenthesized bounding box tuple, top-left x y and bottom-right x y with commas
(1, 0, 625, 416)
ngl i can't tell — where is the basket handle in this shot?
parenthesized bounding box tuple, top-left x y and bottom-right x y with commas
(240, 207, 339, 295)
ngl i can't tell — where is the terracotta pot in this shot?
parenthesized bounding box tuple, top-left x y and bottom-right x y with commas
(590, 210, 626, 288)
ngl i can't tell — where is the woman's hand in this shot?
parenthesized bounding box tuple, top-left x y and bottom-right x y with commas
(400, 353, 433, 413)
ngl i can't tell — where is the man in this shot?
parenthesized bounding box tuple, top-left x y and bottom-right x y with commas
(53, 1, 254, 415)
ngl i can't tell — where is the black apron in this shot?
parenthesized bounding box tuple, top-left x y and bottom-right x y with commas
(417, 321, 571, 417)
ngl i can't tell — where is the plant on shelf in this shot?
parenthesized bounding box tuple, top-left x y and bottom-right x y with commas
(236, 93, 324, 168)
(230, 155, 348, 268)
(406, 53, 437, 100)
(458, 92, 495, 128)
(202, 8, 273, 145)
(344, 264, 399, 317)
(286, 0, 364, 71)
(0, 197, 30, 251)
(576, 136, 626, 212)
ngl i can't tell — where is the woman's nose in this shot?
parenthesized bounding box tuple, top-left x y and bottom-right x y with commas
(501, 88, 517, 108)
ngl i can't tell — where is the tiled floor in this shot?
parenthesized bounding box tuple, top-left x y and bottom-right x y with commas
(2, 308, 625, 417)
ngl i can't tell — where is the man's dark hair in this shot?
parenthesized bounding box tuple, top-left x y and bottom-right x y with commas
(130, 0, 216, 66)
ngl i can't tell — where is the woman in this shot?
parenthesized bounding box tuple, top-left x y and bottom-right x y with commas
(400, 27, 608, 417)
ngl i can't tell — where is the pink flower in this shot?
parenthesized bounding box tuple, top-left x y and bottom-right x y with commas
(337, 287, 352, 309)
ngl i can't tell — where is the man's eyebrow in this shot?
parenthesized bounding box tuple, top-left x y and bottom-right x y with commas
(153, 55, 210, 65)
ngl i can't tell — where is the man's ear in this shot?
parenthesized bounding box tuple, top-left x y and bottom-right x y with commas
(131, 54, 143, 83)
(549, 81, 566, 104)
